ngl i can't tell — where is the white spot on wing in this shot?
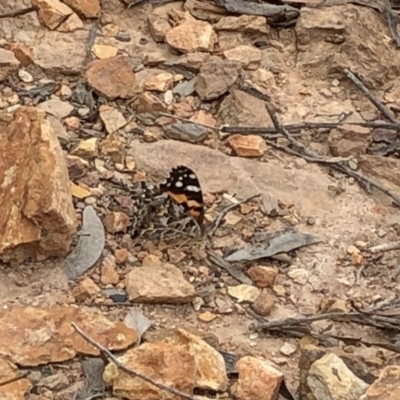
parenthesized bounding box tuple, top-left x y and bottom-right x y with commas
(175, 181, 184, 188)
(186, 185, 201, 192)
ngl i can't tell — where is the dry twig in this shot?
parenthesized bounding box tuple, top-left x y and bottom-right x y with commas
(71, 323, 197, 400)
(0, 5, 38, 19)
(368, 240, 400, 253)
(343, 68, 399, 124)
(0, 372, 29, 388)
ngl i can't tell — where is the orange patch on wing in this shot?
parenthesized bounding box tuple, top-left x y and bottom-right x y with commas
(166, 191, 187, 205)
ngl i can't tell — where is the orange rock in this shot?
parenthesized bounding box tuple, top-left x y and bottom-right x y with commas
(0, 305, 137, 366)
(100, 255, 120, 285)
(227, 134, 267, 157)
(85, 56, 137, 100)
(0, 107, 76, 263)
(234, 356, 283, 400)
(63, 0, 100, 18)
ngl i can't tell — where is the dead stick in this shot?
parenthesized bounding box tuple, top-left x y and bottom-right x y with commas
(368, 240, 400, 253)
(0, 372, 29, 388)
(343, 68, 399, 124)
(0, 5, 39, 19)
(71, 323, 197, 400)
(208, 193, 260, 237)
(221, 120, 400, 135)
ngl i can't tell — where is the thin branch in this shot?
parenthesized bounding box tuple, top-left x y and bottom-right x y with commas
(368, 240, 400, 253)
(207, 193, 260, 237)
(0, 5, 38, 19)
(0, 372, 29, 388)
(343, 68, 399, 124)
(220, 120, 400, 136)
(71, 323, 197, 400)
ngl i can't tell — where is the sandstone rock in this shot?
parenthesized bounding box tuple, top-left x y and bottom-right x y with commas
(7, 43, 33, 67)
(227, 284, 260, 303)
(0, 305, 137, 366)
(247, 266, 277, 288)
(299, 344, 375, 399)
(227, 134, 267, 157)
(329, 124, 371, 157)
(125, 264, 196, 304)
(31, 31, 87, 74)
(148, 13, 172, 42)
(104, 341, 196, 400)
(86, 56, 137, 100)
(32, 0, 74, 30)
(103, 211, 130, 234)
(37, 97, 74, 119)
(72, 277, 100, 302)
(218, 90, 273, 128)
(166, 17, 217, 53)
(362, 365, 400, 400)
(115, 248, 129, 264)
(198, 311, 217, 322)
(70, 137, 98, 158)
(70, 182, 91, 199)
(144, 72, 174, 92)
(251, 290, 275, 317)
(63, 0, 100, 18)
(214, 15, 269, 35)
(308, 353, 368, 400)
(164, 329, 228, 391)
(195, 58, 240, 100)
(0, 357, 32, 400)
(0, 48, 20, 81)
(99, 105, 126, 134)
(223, 45, 262, 70)
(0, 107, 76, 263)
(100, 255, 120, 285)
(234, 356, 283, 400)
(92, 44, 118, 59)
(250, 68, 277, 97)
(280, 342, 297, 357)
(133, 91, 168, 113)
(57, 11, 83, 32)
(170, 52, 211, 71)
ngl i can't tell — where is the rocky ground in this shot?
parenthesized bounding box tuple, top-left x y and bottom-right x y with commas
(2, 0, 400, 399)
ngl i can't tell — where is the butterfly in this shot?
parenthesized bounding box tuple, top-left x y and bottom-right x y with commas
(160, 165, 205, 227)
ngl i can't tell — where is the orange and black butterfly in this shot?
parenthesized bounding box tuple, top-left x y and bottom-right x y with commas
(160, 165, 205, 226)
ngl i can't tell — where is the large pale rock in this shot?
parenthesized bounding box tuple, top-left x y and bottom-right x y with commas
(164, 329, 229, 391)
(125, 264, 196, 304)
(0, 107, 77, 263)
(0, 305, 138, 366)
(104, 341, 196, 400)
(308, 353, 369, 400)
